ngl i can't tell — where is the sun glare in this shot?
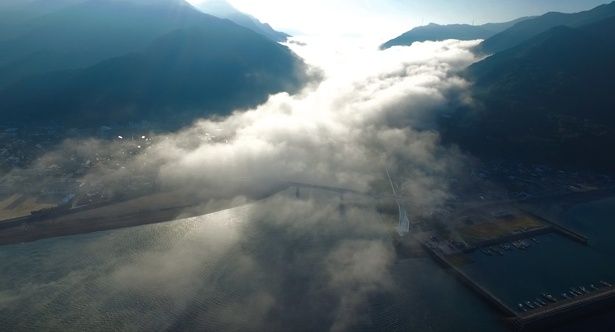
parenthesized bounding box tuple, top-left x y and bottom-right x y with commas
(187, 0, 407, 38)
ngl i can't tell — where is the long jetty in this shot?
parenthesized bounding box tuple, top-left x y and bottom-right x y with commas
(523, 210, 588, 245)
(513, 285, 615, 331)
(420, 240, 517, 316)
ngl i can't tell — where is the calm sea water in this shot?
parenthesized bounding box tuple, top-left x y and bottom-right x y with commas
(461, 197, 615, 331)
(1, 197, 615, 331)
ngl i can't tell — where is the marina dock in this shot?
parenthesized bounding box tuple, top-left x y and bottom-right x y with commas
(419, 236, 615, 331)
(513, 285, 615, 331)
(457, 211, 589, 253)
(523, 211, 588, 245)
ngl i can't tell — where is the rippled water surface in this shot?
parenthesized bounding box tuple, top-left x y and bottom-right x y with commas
(2, 196, 615, 331)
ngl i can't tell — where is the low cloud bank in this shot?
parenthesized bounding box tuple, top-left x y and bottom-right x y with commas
(0, 39, 481, 330)
(37, 39, 477, 208)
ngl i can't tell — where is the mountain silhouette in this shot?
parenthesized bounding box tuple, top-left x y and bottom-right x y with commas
(381, 18, 528, 50)
(194, 0, 288, 42)
(479, 1, 615, 53)
(0, 0, 308, 127)
(442, 15, 615, 170)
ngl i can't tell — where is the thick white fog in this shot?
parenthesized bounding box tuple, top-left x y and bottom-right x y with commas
(0, 39, 482, 331)
(69, 38, 480, 214)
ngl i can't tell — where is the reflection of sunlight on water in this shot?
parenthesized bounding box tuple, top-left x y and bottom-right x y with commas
(0, 192, 394, 331)
(179, 203, 253, 231)
(0, 203, 257, 330)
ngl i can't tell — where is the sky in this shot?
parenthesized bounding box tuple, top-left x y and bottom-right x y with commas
(193, 0, 612, 37)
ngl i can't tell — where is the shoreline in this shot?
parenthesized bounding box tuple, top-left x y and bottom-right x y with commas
(1, 187, 613, 248)
(0, 187, 282, 247)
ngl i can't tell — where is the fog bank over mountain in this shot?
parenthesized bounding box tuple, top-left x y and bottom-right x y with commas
(0, 39, 480, 330)
(13, 38, 478, 215)
(2, 1, 615, 331)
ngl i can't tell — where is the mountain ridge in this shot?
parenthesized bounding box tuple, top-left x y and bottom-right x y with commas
(441, 15, 615, 170)
(194, 0, 289, 42)
(0, 0, 308, 128)
(479, 1, 615, 53)
(380, 18, 528, 50)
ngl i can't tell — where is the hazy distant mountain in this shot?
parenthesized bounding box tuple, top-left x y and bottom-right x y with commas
(0, 0, 217, 88)
(0, 0, 86, 41)
(194, 0, 289, 42)
(0, 0, 307, 127)
(0, 0, 84, 13)
(479, 1, 615, 54)
(380, 18, 528, 50)
(442, 16, 615, 170)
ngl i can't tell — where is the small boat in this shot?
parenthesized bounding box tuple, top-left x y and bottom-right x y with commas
(518, 303, 527, 312)
(536, 298, 547, 306)
(580, 286, 589, 294)
(600, 280, 612, 287)
(562, 292, 569, 299)
(542, 293, 557, 303)
(531, 237, 539, 243)
(590, 284, 599, 291)
(525, 301, 536, 309)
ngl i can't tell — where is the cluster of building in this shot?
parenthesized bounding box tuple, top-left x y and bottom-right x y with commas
(0, 125, 159, 212)
(466, 161, 614, 202)
(0, 126, 60, 171)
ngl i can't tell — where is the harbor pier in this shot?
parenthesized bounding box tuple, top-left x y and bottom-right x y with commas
(513, 285, 615, 331)
(420, 236, 615, 331)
